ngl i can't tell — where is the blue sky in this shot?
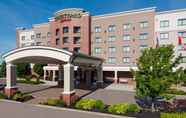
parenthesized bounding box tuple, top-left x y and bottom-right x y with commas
(0, 0, 186, 57)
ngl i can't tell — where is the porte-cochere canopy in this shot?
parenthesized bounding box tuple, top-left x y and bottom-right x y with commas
(2, 46, 103, 105)
(3, 46, 103, 66)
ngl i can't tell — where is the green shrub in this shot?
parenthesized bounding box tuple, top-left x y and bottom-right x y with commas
(127, 104, 140, 113)
(0, 92, 7, 99)
(161, 112, 186, 118)
(108, 103, 129, 114)
(45, 99, 64, 107)
(75, 99, 97, 110)
(95, 100, 105, 111)
(11, 91, 33, 102)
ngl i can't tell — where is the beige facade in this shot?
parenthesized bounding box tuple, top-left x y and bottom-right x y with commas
(91, 8, 155, 68)
(33, 23, 51, 46)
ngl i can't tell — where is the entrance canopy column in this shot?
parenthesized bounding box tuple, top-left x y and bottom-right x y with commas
(4, 63, 18, 97)
(96, 64, 103, 88)
(62, 63, 76, 106)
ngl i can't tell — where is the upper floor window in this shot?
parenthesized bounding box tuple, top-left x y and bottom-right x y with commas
(63, 37, 68, 44)
(123, 35, 131, 41)
(63, 27, 69, 33)
(21, 36, 25, 40)
(74, 26, 81, 33)
(123, 46, 130, 53)
(47, 32, 51, 37)
(63, 47, 69, 51)
(139, 33, 148, 40)
(178, 18, 186, 26)
(95, 26, 101, 33)
(123, 57, 130, 63)
(73, 37, 80, 44)
(95, 37, 102, 43)
(139, 45, 148, 50)
(123, 23, 131, 31)
(140, 21, 148, 28)
(36, 33, 41, 38)
(94, 47, 102, 54)
(108, 36, 116, 42)
(56, 38, 60, 46)
(74, 47, 80, 53)
(160, 20, 169, 28)
(56, 29, 60, 36)
(108, 25, 116, 32)
(31, 35, 34, 40)
(108, 47, 116, 53)
(178, 31, 186, 39)
(36, 42, 42, 46)
(160, 33, 169, 40)
(108, 57, 116, 64)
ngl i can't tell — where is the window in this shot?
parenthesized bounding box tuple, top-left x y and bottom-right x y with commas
(108, 36, 116, 42)
(56, 29, 60, 36)
(56, 38, 60, 45)
(94, 47, 102, 54)
(108, 47, 116, 53)
(181, 56, 186, 63)
(63, 27, 69, 33)
(31, 43, 35, 46)
(95, 26, 101, 33)
(73, 37, 80, 44)
(63, 37, 68, 44)
(63, 47, 69, 51)
(47, 41, 50, 46)
(140, 21, 148, 28)
(178, 19, 186, 26)
(123, 57, 130, 63)
(108, 57, 116, 64)
(108, 25, 116, 32)
(47, 32, 51, 37)
(139, 45, 148, 50)
(178, 32, 186, 40)
(74, 26, 81, 33)
(160, 20, 169, 28)
(21, 43, 26, 47)
(123, 35, 131, 41)
(36, 33, 41, 38)
(160, 33, 169, 40)
(31, 35, 34, 39)
(95, 37, 102, 43)
(21, 36, 25, 40)
(139, 33, 148, 40)
(123, 46, 130, 53)
(74, 47, 80, 53)
(123, 23, 131, 31)
(36, 42, 42, 46)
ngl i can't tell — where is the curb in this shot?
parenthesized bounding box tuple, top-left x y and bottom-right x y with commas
(36, 104, 134, 118)
(0, 99, 134, 118)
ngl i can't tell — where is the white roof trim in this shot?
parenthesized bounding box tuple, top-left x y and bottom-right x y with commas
(92, 7, 156, 20)
(157, 8, 186, 15)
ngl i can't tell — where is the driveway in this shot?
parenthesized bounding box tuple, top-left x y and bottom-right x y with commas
(84, 89, 136, 105)
(0, 100, 132, 118)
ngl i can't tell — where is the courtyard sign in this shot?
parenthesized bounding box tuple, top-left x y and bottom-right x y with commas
(55, 13, 82, 22)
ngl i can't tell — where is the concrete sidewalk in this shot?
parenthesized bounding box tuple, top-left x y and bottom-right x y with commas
(0, 100, 133, 118)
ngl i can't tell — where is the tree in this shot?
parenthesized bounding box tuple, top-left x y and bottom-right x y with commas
(0, 61, 6, 78)
(33, 64, 46, 83)
(133, 45, 182, 111)
(16, 63, 31, 78)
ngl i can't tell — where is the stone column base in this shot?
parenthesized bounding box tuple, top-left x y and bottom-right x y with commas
(4, 87, 18, 98)
(97, 81, 103, 88)
(61, 91, 78, 106)
(114, 78, 118, 84)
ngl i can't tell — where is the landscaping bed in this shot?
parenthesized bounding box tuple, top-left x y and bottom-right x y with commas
(0, 91, 33, 102)
(41, 98, 161, 118)
(17, 79, 44, 85)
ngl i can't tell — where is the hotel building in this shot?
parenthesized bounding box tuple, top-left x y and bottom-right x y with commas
(16, 7, 186, 84)
(155, 9, 186, 67)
